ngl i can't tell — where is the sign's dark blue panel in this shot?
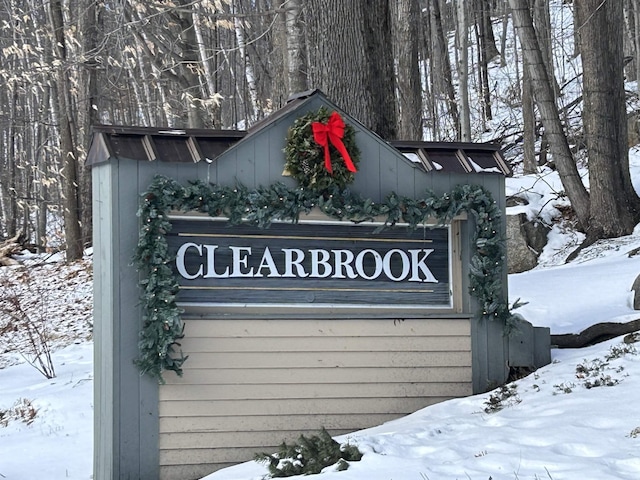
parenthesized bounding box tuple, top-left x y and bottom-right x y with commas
(167, 218, 452, 307)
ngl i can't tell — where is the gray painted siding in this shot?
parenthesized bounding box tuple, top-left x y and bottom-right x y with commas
(158, 317, 472, 479)
(93, 159, 160, 480)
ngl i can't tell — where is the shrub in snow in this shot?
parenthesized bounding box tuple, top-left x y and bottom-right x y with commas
(484, 383, 521, 413)
(0, 398, 38, 427)
(0, 272, 56, 379)
(255, 427, 362, 477)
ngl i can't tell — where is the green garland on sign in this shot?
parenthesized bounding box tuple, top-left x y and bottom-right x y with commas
(283, 107, 360, 191)
(134, 175, 512, 381)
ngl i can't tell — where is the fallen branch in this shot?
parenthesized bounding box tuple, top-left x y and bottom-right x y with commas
(0, 231, 27, 266)
(551, 319, 640, 348)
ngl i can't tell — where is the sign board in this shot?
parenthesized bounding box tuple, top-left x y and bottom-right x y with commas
(167, 216, 452, 308)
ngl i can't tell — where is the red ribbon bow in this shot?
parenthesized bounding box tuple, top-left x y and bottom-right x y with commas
(311, 112, 357, 175)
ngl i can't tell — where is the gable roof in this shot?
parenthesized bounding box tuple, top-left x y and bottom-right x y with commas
(86, 89, 510, 176)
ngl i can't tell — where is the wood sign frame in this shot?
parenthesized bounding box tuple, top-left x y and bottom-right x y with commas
(167, 215, 455, 309)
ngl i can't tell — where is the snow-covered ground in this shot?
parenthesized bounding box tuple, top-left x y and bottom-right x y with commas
(0, 343, 93, 480)
(3, 166, 640, 479)
(0, 254, 93, 480)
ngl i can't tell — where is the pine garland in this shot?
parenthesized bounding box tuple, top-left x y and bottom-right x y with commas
(134, 175, 512, 381)
(283, 107, 360, 191)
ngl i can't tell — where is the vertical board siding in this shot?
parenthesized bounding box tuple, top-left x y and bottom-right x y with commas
(158, 317, 471, 479)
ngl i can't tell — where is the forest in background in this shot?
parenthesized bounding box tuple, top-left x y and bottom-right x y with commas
(2, 0, 640, 261)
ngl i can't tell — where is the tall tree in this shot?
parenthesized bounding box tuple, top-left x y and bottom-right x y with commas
(512, 0, 640, 243)
(304, 0, 397, 139)
(364, 0, 397, 140)
(478, 0, 500, 61)
(634, 0, 640, 87)
(533, 0, 557, 96)
(522, 54, 537, 174)
(522, 0, 554, 174)
(455, 0, 471, 141)
(509, 0, 590, 228)
(48, 0, 84, 261)
(428, 0, 460, 136)
(283, 0, 307, 95)
(474, 0, 495, 123)
(577, 0, 640, 241)
(391, 0, 422, 140)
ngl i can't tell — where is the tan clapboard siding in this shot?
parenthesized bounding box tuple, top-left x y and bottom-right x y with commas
(159, 413, 401, 434)
(182, 335, 468, 352)
(159, 396, 453, 417)
(161, 429, 359, 450)
(184, 317, 470, 337)
(165, 365, 472, 385)
(182, 350, 470, 369)
(159, 316, 472, 479)
(160, 381, 471, 401)
(160, 463, 242, 480)
(161, 447, 261, 465)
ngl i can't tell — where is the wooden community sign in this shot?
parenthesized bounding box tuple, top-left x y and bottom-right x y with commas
(167, 216, 452, 308)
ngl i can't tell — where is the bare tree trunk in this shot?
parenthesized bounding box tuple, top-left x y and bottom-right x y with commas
(475, 3, 493, 122)
(479, 0, 500, 61)
(177, 0, 208, 128)
(5, 82, 19, 238)
(455, 0, 471, 141)
(521, 0, 552, 174)
(572, 0, 582, 58)
(35, 91, 50, 252)
(391, 0, 422, 139)
(512, 9, 521, 99)
(634, 0, 640, 89)
(577, 0, 640, 241)
(430, 0, 460, 136)
(623, 0, 637, 82)
(77, 0, 99, 248)
(3, 0, 20, 238)
(305, 0, 397, 139)
(363, 0, 397, 139)
(48, 0, 83, 261)
(499, 1, 509, 66)
(305, 0, 369, 121)
(533, 0, 559, 98)
(509, 0, 590, 228)
(192, 4, 223, 123)
(233, 2, 259, 123)
(522, 61, 537, 174)
(284, 0, 307, 95)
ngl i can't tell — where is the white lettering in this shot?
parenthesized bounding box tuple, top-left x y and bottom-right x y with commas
(282, 248, 308, 277)
(409, 249, 438, 283)
(355, 249, 383, 280)
(203, 245, 229, 278)
(256, 247, 281, 277)
(383, 249, 410, 282)
(230, 246, 254, 277)
(332, 249, 357, 279)
(175, 242, 442, 283)
(309, 249, 332, 278)
(176, 243, 204, 279)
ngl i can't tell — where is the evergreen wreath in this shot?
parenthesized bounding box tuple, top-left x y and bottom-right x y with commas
(283, 107, 360, 192)
(134, 175, 513, 382)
